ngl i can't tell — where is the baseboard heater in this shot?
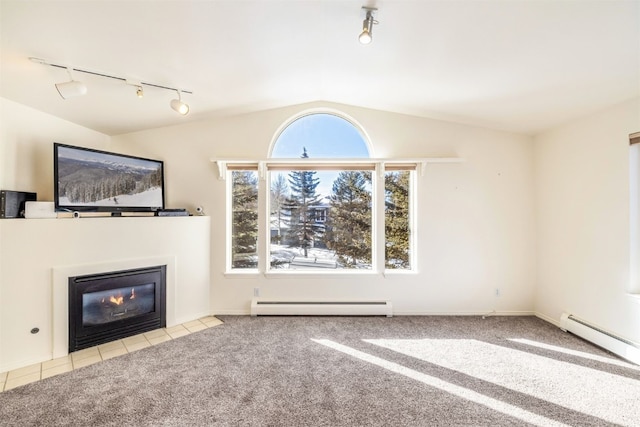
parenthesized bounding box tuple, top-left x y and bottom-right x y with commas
(559, 312, 640, 365)
(251, 298, 392, 317)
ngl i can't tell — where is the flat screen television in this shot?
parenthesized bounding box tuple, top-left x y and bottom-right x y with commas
(54, 143, 165, 214)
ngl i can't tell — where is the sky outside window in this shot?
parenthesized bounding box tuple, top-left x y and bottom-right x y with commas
(271, 113, 370, 199)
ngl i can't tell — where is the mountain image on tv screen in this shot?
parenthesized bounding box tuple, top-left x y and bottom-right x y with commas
(57, 146, 163, 208)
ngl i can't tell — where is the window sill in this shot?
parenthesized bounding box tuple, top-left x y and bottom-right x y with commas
(265, 270, 380, 279)
(224, 270, 260, 278)
(383, 269, 418, 276)
(223, 269, 417, 279)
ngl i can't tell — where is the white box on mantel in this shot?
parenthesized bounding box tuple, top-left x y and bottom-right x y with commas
(24, 201, 57, 218)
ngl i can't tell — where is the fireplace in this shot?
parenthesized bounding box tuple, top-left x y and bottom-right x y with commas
(68, 265, 166, 352)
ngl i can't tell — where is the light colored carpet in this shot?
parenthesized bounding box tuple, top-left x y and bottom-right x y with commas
(0, 315, 638, 426)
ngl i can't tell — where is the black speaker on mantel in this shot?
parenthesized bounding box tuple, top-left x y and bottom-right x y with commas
(0, 190, 37, 218)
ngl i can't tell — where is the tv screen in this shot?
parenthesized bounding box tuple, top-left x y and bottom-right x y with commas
(54, 143, 165, 213)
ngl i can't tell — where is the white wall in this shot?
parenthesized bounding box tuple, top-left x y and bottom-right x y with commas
(534, 97, 640, 343)
(0, 97, 110, 371)
(112, 101, 537, 315)
(0, 98, 110, 197)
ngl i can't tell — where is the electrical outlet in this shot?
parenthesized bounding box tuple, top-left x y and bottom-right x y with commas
(495, 288, 500, 297)
(254, 287, 260, 297)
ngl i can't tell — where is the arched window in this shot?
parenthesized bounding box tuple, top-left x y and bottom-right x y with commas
(223, 110, 415, 274)
(270, 113, 371, 158)
(269, 113, 375, 270)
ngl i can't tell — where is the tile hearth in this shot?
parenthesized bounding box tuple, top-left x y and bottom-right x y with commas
(0, 316, 222, 392)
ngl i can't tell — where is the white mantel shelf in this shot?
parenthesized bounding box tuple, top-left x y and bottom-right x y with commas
(0, 216, 211, 372)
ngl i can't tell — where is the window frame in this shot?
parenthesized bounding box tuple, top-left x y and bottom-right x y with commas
(383, 167, 417, 272)
(225, 167, 260, 274)
(267, 165, 376, 273)
(218, 159, 439, 276)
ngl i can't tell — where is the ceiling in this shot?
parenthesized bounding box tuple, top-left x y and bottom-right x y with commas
(1, 0, 638, 136)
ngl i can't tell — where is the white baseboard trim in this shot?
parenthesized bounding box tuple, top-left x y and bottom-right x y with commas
(211, 309, 536, 317)
(211, 309, 251, 316)
(390, 310, 535, 316)
(534, 311, 560, 327)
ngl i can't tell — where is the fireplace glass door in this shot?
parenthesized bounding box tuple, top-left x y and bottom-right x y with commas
(69, 266, 166, 352)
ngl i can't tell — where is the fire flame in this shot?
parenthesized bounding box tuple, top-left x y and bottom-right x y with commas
(110, 295, 124, 305)
(107, 288, 136, 306)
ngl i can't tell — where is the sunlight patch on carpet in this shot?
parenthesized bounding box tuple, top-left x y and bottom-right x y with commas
(311, 339, 570, 427)
(365, 338, 640, 427)
(508, 338, 640, 370)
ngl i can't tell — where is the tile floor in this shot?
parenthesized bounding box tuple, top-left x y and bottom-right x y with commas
(0, 316, 223, 393)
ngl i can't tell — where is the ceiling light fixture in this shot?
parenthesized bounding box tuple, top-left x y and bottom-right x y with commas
(55, 67, 87, 99)
(126, 79, 145, 98)
(170, 90, 190, 115)
(359, 7, 378, 45)
(30, 57, 192, 114)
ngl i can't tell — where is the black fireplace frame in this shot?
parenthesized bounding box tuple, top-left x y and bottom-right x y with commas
(68, 265, 166, 352)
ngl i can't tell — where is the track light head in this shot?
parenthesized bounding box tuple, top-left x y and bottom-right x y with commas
(126, 80, 144, 98)
(170, 99, 189, 115)
(359, 7, 378, 45)
(55, 68, 87, 99)
(170, 90, 189, 115)
(55, 80, 88, 99)
(32, 58, 193, 113)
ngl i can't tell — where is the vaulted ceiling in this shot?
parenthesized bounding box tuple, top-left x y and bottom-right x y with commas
(1, 0, 638, 136)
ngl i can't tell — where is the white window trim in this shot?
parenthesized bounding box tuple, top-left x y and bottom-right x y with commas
(216, 157, 463, 275)
(225, 168, 261, 273)
(213, 158, 462, 180)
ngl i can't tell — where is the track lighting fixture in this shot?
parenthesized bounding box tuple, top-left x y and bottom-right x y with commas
(55, 67, 87, 99)
(126, 80, 144, 98)
(359, 7, 378, 45)
(30, 57, 192, 115)
(170, 90, 190, 115)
